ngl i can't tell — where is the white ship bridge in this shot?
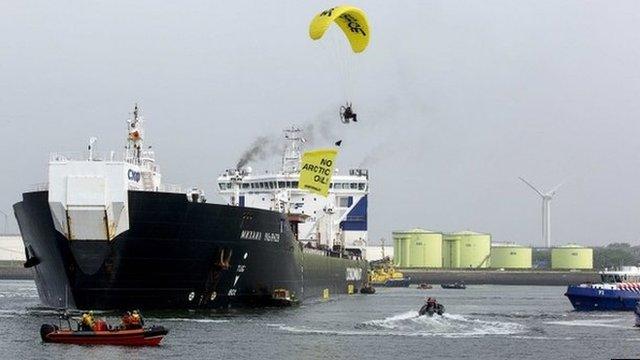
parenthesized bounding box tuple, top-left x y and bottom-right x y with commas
(217, 127, 369, 257)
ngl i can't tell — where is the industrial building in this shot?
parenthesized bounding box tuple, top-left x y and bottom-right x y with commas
(490, 243, 532, 269)
(365, 246, 394, 261)
(551, 244, 593, 270)
(392, 229, 442, 268)
(442, 231, 491, 269)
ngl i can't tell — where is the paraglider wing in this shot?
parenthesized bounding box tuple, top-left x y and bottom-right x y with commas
(309, 5, 370, 53)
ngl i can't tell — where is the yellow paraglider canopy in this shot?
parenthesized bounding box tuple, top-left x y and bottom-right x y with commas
(309, 5, 370, 53)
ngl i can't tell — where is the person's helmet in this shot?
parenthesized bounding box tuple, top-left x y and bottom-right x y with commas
(89, 311, 94, 315)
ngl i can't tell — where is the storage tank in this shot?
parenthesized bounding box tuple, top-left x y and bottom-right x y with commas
(491, 243, 532, 269)
(392, 229, 442, 268)
(551, 244, 593, 270)
(442, 237, 460, 268)
(443, 231, 491, 268)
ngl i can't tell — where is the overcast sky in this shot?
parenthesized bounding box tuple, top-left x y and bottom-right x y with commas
(2, 1, 640, 246)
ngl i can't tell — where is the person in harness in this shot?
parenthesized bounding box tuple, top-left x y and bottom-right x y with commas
(340, 102, 358, 123)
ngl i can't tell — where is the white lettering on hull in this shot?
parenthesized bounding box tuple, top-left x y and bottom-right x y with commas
(346, 267, 363, 281)
(240, 230, 280, 243)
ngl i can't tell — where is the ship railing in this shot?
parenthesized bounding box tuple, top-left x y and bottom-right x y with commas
(159, 183, 184, 193)
(26, 182, 49, 192)
(302, 247, 327, 256)
(49, 152, 159, 172)
(348, 168, 369, 178)
(50, 151, 125, 163)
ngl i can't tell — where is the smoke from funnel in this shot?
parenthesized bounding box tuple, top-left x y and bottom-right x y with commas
(235, 108, 342, 168)
(236, 136, 273, 169)
(301, 108, 338, 146)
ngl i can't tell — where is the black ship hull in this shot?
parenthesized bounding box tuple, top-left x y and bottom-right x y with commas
(14, 191, 368, 310)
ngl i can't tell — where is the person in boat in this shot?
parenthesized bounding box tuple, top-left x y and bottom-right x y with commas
(80, 311, 95, 331)
(121, 311, 132, 329)
(340, 102, 357, 123)
(425, 297, 437, 309)
(122, 310, 144, 329)
(131, 310, 144, 327)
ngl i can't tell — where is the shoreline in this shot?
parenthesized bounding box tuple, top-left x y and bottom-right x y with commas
(400, 269, 599, 286)
(0, 262, 600, 285)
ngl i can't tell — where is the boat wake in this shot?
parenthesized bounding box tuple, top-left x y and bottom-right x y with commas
(361, 311, 526, 337)
(277, 311, 526, 338)
(545, 318, 629, 329)
(467, 312, 567, 320)
(147, 317, 230, 324)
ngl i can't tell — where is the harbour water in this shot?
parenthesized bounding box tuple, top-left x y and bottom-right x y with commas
(2, 280, 639, 359)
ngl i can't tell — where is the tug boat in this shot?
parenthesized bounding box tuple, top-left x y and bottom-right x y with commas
(369, 266, 411, 288)
(565, 267, 640, 311)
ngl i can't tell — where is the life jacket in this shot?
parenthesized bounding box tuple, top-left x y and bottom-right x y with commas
(81, 314, 94, 326)
(92, 320, 108, 331)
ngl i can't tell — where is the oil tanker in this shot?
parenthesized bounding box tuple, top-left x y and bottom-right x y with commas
(14, 106, 369, 309)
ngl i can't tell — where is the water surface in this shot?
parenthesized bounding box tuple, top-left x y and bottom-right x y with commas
(1, 281, 638, 359)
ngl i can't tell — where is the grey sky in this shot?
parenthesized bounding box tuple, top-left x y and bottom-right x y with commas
(2, 1, 640, 246)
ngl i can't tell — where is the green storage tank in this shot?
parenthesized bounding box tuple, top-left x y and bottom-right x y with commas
(443, 231, 491, 269)
(551, 244, 593, 270)
(490, 243, 532, 269)
(442, 237, 460, 268)
(392, 229, 442, 268)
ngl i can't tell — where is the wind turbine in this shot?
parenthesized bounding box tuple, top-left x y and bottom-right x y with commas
(519, 177, 564, 248)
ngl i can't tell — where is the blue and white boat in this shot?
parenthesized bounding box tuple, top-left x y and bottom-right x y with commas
(565, 267, 640, 311)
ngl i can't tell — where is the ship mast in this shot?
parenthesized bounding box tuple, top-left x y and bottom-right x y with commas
(126, 103, 145, 163)
(281, 126, 304, 174)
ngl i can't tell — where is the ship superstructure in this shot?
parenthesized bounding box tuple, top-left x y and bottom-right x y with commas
(217, 127, 369, 258)
(47, 105, 173, 243)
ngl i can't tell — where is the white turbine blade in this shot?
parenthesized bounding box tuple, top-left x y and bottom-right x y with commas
(547, 179, 566, 196)
(518, 177, 544, 197)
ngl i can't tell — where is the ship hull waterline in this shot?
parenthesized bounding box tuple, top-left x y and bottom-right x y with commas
(565, 285, 640, 311)
(14, 190, 368, 310)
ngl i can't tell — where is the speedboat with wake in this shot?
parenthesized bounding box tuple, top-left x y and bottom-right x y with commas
(419, 297, 445, 317)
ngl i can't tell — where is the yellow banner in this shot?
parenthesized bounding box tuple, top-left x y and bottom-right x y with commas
(298, 148, 338, 197)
